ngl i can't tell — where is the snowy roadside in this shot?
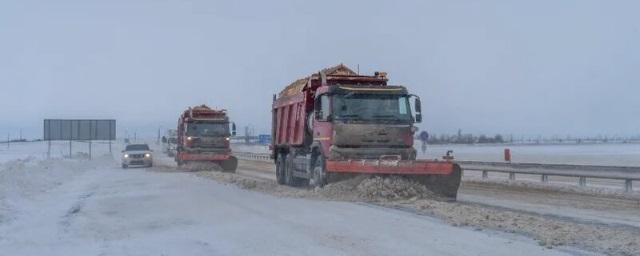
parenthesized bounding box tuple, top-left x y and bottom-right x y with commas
(0, 153, 115, 225)
(188, 160, 640, 256)
(0, 141, 119, 164)
(0, 155, 583, 256)
(1, 142, 637, 255)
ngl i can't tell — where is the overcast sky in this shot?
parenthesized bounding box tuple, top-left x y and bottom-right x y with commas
(1, 0, 639, 139)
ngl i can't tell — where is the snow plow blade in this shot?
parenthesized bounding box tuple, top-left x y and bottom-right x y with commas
(176, 153, 237, 172)
(326, 159, 455, 175)
(326, 160, 462, 200)
(177, 152, 231, 161)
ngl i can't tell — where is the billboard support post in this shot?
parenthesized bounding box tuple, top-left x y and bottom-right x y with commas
(89, 140, 92, 160)
(69, 140, 72, 159)
(47, 140, 51, 159)
(108, 123, 112, 154)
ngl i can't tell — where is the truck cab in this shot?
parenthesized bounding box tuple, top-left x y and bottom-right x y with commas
(312, 84, 422, 162)
(182, 120, 232, 153)
(175, 105, 238, 171)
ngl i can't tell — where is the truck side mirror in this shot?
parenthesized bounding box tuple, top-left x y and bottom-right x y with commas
(414, 97, 422, 123)
(231, 123, 237, 136)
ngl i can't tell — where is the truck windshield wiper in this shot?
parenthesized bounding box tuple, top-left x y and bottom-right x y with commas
(337, 114, 361, 119)
(373, 115, 409, 123)
(372, 114, 399, 119)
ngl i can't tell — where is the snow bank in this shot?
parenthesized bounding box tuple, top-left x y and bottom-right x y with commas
(0, 155, 113, 225)
(355, 176, 434, 200)
(316, 175, 437, 201)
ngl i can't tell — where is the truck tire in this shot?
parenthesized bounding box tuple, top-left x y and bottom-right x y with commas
(284, 154, 294, 185)
(285, 154, 306, 187)
(276, 153, 286, 185)
(309, 154, 327, 188)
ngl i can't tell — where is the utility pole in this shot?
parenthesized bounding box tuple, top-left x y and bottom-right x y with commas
(244, 126, 249, 144)
(6, 133, 9, 149)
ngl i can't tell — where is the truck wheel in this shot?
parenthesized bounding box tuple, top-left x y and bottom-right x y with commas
(122, 164, 128, 169)
(309, 154, 327, 188)
(285, 154, 307, 187)
(284, 154, 294, 185)
(276, 153, 286, 185)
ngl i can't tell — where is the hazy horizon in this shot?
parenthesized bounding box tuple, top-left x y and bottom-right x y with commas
(2, 0, 639, 139)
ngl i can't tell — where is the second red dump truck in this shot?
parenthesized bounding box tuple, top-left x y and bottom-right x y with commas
(175, 105, 238, 172)
(271, 64, 461, 200)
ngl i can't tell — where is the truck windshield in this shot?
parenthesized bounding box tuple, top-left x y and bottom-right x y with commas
(125, 144, 150, 151)
(186, 122, 229, 136)
(332, 94, 412, 123)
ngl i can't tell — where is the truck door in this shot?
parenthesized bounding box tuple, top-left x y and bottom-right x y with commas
(313, 94, 333, 156)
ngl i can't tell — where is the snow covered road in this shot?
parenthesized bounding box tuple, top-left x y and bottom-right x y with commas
(0, 157, 587, 256)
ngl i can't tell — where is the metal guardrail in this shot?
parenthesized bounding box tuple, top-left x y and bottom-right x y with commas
(457, 161, 638, 192)
(233, 151, 271, 162)
(232, 151, 638, 192)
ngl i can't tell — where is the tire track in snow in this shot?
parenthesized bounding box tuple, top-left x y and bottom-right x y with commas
(59, 189, 96, 232)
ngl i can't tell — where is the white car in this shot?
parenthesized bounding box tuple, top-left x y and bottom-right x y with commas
(122, 144, 153, 168)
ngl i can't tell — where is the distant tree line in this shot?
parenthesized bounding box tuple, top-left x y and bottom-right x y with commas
(424, 129, 504, 144)
(419, 129, 640, 145)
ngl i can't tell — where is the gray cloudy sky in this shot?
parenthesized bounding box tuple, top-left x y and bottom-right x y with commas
(1, 0, 639, 139)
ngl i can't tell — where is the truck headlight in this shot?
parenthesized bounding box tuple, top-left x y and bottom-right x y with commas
(124, 154, 129, 158)
(225, 137, 230, 141)
(145, 153, 151, 158)
(187, 136, 193, 141)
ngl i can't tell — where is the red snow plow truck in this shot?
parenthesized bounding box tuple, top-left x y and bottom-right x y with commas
(271, 64, 461, 200)
(175, 105, 238, 172)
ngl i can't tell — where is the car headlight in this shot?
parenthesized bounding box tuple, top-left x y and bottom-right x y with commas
(124, 154, 129, 158)
(187, 136, 193, 141)
(145, 153, 151, 158)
